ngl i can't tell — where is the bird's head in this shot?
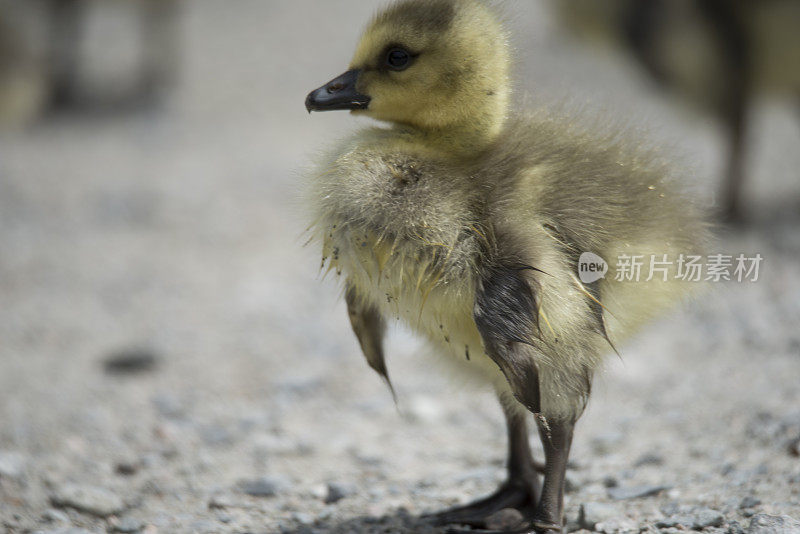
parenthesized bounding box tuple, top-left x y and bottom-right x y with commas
(305, 0, 511, 151)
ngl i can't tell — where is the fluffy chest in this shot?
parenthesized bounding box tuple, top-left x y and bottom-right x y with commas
(312, 145, 488, 348)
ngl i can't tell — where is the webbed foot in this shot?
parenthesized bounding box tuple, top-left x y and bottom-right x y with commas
(423, 477, 538, 529)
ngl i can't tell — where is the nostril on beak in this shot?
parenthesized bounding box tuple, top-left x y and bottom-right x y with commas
(327, 82, 344, 94)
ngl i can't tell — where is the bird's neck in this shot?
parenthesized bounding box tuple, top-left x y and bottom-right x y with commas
(402, 114, 506, 159)
(406, 86, 510, 157)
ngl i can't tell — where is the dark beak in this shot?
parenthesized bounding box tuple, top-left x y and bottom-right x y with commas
(305, 69, 370, 113)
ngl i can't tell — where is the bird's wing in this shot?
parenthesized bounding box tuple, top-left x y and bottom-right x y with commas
(473, 263, 543, 415)
(344, 283, 397, 402)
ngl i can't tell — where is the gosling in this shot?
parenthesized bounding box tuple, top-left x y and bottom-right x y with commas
(553, 0, 800, 222)
(0, 0, 180, 124)
(304, 1, 707, 532)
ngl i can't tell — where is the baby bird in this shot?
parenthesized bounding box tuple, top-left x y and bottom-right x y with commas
(305, 1, 707, 532)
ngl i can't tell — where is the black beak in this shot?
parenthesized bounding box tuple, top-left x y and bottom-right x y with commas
(305, 69, 370, 113)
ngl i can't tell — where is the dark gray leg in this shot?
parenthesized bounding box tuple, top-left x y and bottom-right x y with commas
(445, 416, 574, 534)
(425, 397, 540, 528)
(720, 94, 748, 223)
(47, 0, 82, 108)
(696, 0, 750, 223)
(139, 0, 180, 101)
(448, 261, 589, 534)
(530, 416, 574, 532)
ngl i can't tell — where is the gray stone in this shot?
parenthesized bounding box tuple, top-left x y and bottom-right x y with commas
(41, 509, 69, 523)
(237, 475, 291, 497)
(34, 529, 93, 534)
(740, 496, 762, 509)
(102, 348, 158, 375)
(788, 437, 800, 458)
(50, 484, 126, 517)
(746, 514, 800, 534)
(657, 515, 697, 529)
(657, 508, 724, 530)
(208, 493, 241, 509)
(292, 512, 314, 526)
(694, 508, 726, 529)
(0, 451, 26, 479)
(578, 502, 620, 530)
(325, 481, 357, 504)
(607, 484, 668, 500)
(565, 473, 580, 493)
(634, 453, 665, 467)
(660, 503, 689, 516)
(595, 516, 639, 533)
(112, 517, 144, 533)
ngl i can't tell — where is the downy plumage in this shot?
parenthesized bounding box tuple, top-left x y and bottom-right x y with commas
(304, 1, 708, 532)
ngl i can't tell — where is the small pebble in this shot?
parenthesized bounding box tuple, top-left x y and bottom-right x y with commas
(237, 475, 291, 497)
(103, 348, 158, 375)
(693, 508, 725, 529)
(578, 502, 620, 530)
(115, 460, 140, 476)
(657, 508, 724, 530)
(595, 516, 639, 533)
(208, 493, 240, 509)
(41, 509, 69, 523)
(35, 529, 93, 534)
(740, 496, 762, 509)
(634, 453, 664, 467)
(0, 451, 26, 479)
(112, 517, 144, 533)
(292, 512, 314, 526)
(50, 484, 126, 517)
(564, 473, 580, 493)
(746, 514, 800, 534)
(603, 476, 619, 488)
(325, 481, 357, 504)
(788, 437, 800, 458)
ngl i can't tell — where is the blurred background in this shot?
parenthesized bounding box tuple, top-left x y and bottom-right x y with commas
(0, 1, 798, 533)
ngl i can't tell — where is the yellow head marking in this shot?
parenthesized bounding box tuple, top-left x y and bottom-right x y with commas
(349, 0, 510, 151)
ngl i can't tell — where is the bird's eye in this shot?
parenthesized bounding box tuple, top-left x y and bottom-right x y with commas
(386, 48, 411, 70)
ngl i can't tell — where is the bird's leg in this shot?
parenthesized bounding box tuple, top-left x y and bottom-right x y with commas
(424, 398, 540, 528)
(530, 416, 574, 533)
(721, 96, 747, 224)
(138, 0, 180, 103)
(46, 0, 82, 109)
(444, 417, 574, 534)
(446, 261, 586, 534)
(696, 0, 750, 223)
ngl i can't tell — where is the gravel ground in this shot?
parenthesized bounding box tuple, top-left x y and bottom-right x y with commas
(1, 1, 799, 533)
